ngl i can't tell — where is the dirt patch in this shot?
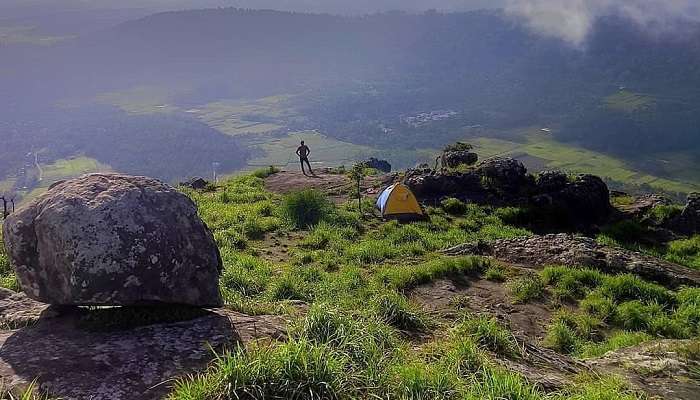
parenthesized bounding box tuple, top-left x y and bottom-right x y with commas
(264, 170, 394, 204)
(256, 231, 305, 264)
(412, 278, 554, 341)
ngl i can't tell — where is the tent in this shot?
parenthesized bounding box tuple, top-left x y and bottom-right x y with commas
(376, 183, 424, 220)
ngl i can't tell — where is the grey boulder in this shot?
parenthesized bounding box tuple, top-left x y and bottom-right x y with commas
(2, 173, 223, 307)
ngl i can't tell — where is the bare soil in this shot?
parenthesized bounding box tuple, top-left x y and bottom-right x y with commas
(264, 169, 394, 204)
(412, 277, 554, 341)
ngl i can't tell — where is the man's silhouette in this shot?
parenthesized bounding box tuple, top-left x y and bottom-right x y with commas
(296, 140, 314, 176)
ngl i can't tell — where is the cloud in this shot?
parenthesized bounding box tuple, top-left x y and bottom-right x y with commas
(506, 0, 700, 46)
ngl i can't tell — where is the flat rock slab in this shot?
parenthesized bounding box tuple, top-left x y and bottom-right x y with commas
(586, 339, 700, 400)
(444, 234, 700, 288)
(0, 292, 286, 400)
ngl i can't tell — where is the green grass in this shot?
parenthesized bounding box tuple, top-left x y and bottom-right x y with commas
(0, 231, 18, 291)
(578, 331, 653, 358)
(485, 264, 508, 282)
(281, 189, 334, 230)
(169, 172, 653, 399)
(665, 235, 700, 270)
(508, 272, 545, 304)
(605, 90, 655, 113)
(453, 314, 520, 357)
(539, 265, 699, 357)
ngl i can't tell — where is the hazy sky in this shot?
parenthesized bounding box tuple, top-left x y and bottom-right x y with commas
(1, 0, 506, 14)
(506, 0, 700, 46)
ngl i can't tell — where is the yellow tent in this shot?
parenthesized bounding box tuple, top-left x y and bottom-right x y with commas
(376, 183, 424, 220)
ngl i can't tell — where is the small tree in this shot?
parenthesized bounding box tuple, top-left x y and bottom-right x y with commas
(350, 163, 365, 215)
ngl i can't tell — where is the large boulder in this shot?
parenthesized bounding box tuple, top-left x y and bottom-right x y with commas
(441, 151, 478, 168)
(668, 193, 700, 235)
(554, 174, 611, 222)
(2, 173, 223, 307)
(476, 157, 529, 194)
(535, 170, 568, 193)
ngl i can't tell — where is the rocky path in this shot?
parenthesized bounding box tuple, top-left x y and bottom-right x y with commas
(264, 169, 394, 204)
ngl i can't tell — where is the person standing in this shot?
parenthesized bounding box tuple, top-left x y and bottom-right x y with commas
(296, 140, 314, 176)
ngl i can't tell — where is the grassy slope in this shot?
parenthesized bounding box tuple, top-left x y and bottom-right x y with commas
(0, 171, 695, 398)
(169, 172, 690, 399)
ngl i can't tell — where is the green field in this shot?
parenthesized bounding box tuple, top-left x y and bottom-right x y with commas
(242, 131, 376, 170)
(193, 96, 297, 136)
(95, 86, 184, 114)
(468, 130, 700, 195)
(14, 156, 112, 204)
(0, 26, 73, 46)
(605, 90, 655, 113)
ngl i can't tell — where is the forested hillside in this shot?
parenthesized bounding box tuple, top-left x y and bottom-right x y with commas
(1, 8, 699, 199)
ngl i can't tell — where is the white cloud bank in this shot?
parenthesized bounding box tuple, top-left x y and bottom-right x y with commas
(506, 0, 700, 46)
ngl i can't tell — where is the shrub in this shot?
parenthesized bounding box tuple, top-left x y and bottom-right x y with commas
(465, 367, 543, 400)
(600, 274, 674, 306)
(377, 257, 487, 291)
(665, 235, 700, 270)
(441, 198, 468, 215)
(613, 300, 663, 331)
(485, 264, 507, 282)
(281, 189, 333, 230)
(580, 291, 616, 321)
(599, 220, 648, 245)
(541, 266, 603, 301)
(252, 165, 280, 178)
(544, 321, 581, 354)
(508, 272, 545, 303)
(391, 362, 459, 400)
(647, 204, 682, 224)
(455, 315, 519, 357)
(578, 331, 653, 358)
(374, 291, 430, 331)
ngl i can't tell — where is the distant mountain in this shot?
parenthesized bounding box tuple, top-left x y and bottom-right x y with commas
(1, 8, 699, 196)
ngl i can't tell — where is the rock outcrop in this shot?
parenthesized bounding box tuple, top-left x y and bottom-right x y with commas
(0, 291, 285, 400)
(363, 158, 392, 173)
(476, 157, 530, 194)
(2, 173, 223, 307)
(586, 340, 700, 400)
(179, 177, 211, 191)
(443, 234, 700, 288)
(404, 157, 611, 227)
(441, 150, 478, 168)
(533, 174, 611, 223)
(667, 193, 700, 235)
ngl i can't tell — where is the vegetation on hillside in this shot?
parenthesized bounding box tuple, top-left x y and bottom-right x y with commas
(168, 172, 666, 399)
(0, 171, 695, 398)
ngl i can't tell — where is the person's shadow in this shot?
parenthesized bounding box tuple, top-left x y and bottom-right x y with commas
(0, 306, 239, 399)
